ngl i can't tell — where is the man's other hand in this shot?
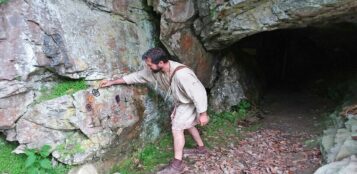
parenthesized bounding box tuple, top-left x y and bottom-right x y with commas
(199, 112, 209, 126)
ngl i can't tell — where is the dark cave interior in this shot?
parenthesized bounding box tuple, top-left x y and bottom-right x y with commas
(233, 22, 357, 96)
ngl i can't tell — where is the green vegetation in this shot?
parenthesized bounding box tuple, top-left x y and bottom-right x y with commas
(112, 100, 258, 173)
(37, 79, 88, 102)
(24, 145, 53, 174)
(201, 100, 254, 147)
(112, 133, 173, 174)
(231, 99, 251, 116)
(0, 0, 8, 5)
(0, 135, 70, 174)
(0, 135, 27, 174)
(24, 145, 70, 174)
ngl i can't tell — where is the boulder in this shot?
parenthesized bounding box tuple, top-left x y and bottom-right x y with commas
(0, 0, 165, 165)
(314, 155, 357, 174)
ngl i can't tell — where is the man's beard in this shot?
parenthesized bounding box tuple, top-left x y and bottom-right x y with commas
(152, 67, 162, 73)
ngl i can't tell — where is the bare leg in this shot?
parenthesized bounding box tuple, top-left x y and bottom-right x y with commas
(172, 129, 185, 160)
(187, 126, 204, 146)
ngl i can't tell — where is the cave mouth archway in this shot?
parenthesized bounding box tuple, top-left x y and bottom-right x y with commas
(225, 22, 357, 134)
(234, 22, 357, 95)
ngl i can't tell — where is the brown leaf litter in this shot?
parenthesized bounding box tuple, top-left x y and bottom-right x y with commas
(183, 129, 321, 174)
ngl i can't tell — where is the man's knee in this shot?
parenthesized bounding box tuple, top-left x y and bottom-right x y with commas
(172, 129, 184, 135)
(187, 126, 197, 133)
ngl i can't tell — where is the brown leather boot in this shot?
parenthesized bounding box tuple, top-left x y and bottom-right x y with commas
(183, 146, 208, 157)
(156, 158, 184, 174)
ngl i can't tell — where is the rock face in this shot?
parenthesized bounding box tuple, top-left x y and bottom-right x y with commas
(195, 0, 357, 50)
(209, 48, 261, 112)
(1, 0, 154, 81)
(209, 54, 245, 112)
(0, 0, 168, 165)
(151, 0, 215, 87)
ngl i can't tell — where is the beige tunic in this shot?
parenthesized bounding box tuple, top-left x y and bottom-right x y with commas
(122, 60, 207, 130)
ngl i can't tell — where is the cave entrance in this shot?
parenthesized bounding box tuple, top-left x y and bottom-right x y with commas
(228, 22, 357, 134)
(240, 22, 357, 91)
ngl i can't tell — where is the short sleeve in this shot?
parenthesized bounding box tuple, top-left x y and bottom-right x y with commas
(122, 68, 154, 84)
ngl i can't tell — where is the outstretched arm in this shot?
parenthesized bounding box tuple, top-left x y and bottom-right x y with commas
(99, 67, 154, 88)
(99, 78, 127, 88)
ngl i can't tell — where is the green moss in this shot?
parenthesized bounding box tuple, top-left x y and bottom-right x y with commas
(37, 79, 88, 102)
(138, 144, 171, 169)
(0, 0, 8, 5)
(56, 143, 85, 158)
(55, 132, 86, 162)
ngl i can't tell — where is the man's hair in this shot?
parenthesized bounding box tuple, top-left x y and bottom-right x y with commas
(142, 47, 169, 64)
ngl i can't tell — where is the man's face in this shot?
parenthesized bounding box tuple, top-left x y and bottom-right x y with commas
(145, 58, 162, 73)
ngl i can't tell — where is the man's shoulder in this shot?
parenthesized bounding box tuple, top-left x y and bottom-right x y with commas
(174, 66, 196, 80)
(170, 60, 186, 68)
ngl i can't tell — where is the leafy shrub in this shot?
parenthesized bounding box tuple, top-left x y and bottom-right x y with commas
(231, 99, 251, 115)
(24, 145, 53, 174)
(0, 135, 70, 174)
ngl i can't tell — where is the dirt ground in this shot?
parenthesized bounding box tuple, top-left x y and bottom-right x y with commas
(182, 88, 334, 174)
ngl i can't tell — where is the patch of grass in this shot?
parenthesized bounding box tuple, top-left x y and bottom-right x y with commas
(37, 79, 88, 102)
(0, 134, 70, 174)
(138, 144, 171, 169)
(52, 164, 71, 174)
(113, 159, 134, 174)
(201, 99, 253, 146)
(112, 134, 173, 174)
(200, 110, 250, 147)
(0, 135, 27, 174)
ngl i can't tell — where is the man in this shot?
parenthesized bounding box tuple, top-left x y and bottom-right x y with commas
(99, 47, 209, 173)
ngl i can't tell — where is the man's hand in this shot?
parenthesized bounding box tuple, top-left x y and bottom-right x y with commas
(198, 112, 209, 126)
(99, 80, 113, 88)
(99, 78, 127, 88)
